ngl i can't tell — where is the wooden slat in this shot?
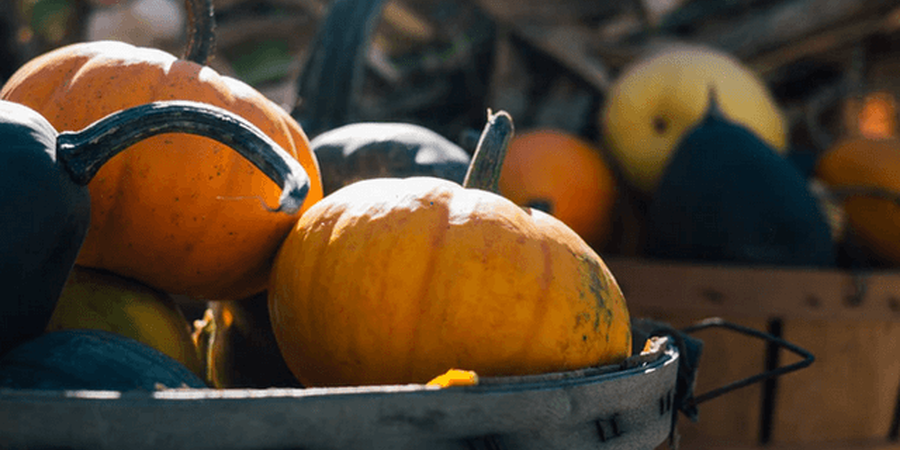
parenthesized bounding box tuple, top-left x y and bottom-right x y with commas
(772, 319, 900, 443)
(661, 439, 900, 450)
(690, 0, 899, 60)
(611, 258, 900, 448)
(504, 24, 614, 92)
(604, 258, 900, 322)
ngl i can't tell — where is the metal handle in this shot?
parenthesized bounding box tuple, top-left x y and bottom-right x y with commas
(680, 317, 815, 408)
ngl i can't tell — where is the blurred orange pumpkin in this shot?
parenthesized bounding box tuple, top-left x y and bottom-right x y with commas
(815, 90, 900, 264)
(498, 129, 619, 249)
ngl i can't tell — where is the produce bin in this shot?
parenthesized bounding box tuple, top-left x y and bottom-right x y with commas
(607, 257, 900, 449)
(0, 316, 815, 450)
(1, 336, 681, 450)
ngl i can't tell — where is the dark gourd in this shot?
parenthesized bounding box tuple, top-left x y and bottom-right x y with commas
(311, 122, 470, 196)
(642, 93, 835, 267)
(293, 0, 493, 141)
(294, 0, 388, 138)
(0, 99, 309, 357)
(0, 329, 206, 390)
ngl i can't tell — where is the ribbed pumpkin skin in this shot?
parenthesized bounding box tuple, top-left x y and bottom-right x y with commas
(0, 41, 323, 300)
(816, 138, 900, 264)
(269, 177, 632, 387)
(499, 130, 618, 249)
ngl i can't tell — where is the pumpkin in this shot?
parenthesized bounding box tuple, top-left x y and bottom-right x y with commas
(601, 43, 787, 194)
(0, 0, 323, 300)
(47, 266, 204, 378)
(816, 91, 900, 265)
(642, 93, 835, 267)
(269, 111, 632, 387)
(0, 99, 306, 357)
(194, 294, 302, 388)
(0, 329, 207, 390)
(498, 129, 618, 249)
(311, 122, 471, 196)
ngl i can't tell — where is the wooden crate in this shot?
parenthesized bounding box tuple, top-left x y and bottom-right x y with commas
(605, 257, 900, 449)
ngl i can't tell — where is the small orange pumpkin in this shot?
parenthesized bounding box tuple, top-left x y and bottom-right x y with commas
(269, 111, 632, 387)
(0, 1, 323, 300)
(498, 129, 618, 249)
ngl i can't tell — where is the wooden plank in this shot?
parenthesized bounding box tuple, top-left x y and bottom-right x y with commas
(748, 8, 900, 76)
(772, 319, 900, 443)
(505, 23, 614, 92)
(471, 0, 621, 24)
(604, 258, 900, 322)
(660, 439, 900, 449)
(689, 0, 899, 59)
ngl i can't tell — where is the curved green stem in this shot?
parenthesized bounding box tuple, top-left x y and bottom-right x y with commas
(463, 109, 514, 193)
(56, 100, 309, 215)
(183, 0, 216, 65)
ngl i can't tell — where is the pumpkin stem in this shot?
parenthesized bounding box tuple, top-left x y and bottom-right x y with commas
(183, 0, 216, 65)
(56, 101, 310, 215)
(463, 109, 514, 193)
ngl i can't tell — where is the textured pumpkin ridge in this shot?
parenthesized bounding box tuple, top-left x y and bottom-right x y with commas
(493, 223, 556, 376)
(269, 208, 334, 384)
(401, 187, 453, 382)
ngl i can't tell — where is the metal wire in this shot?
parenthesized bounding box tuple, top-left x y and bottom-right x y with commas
(680, 317, 815, 407)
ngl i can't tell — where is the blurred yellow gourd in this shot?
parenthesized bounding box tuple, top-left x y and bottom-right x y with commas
(601, 43, 787, 193)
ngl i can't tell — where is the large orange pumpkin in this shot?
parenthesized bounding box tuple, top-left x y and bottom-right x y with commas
(498, 129, 618, 249)
(269, 112, 632, 387)
(0, 6, 323, 300)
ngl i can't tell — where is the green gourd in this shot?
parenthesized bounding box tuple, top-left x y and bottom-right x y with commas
(0, 329, 207, 390)
(312, 122, 471, 196)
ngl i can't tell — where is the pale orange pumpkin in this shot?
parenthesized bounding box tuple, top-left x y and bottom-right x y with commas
(269, 111, 632, 387)
(0, 3, 323, 300)
(498, 129, 618, 249)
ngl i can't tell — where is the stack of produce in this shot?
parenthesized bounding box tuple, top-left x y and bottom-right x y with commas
(0, 0, 635, 392)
